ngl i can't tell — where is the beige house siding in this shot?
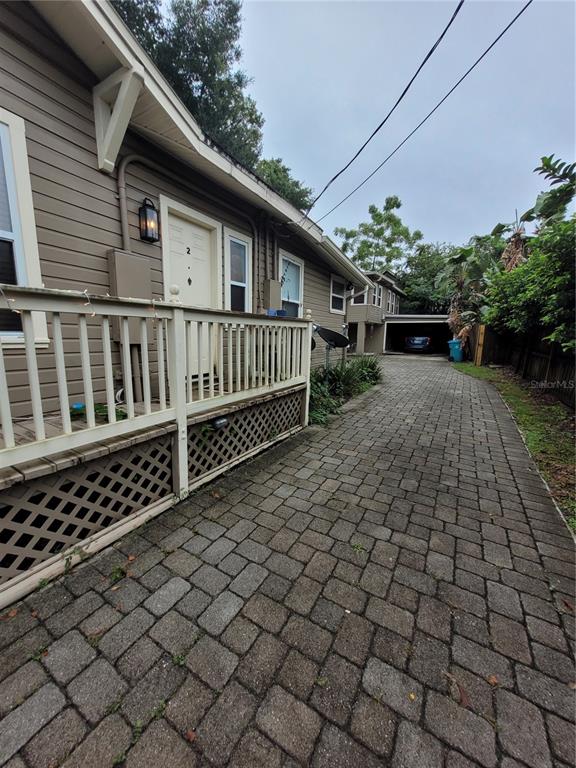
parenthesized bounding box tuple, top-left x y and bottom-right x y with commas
(274, 238, 346, 368)
(347, 302, 382, 325)
(0, 1, 352, 416)
(0, 2, 118, 416)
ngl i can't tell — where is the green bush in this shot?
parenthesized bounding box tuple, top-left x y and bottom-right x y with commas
(308, 368, 341, 425)
(351, 356, 382, 385)
(485, 217, 575, 351)
(308, 357, 382, 425)
(325, 363, 363, 400)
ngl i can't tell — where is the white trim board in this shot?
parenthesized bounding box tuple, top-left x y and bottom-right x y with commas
(0, 107, 47, 345)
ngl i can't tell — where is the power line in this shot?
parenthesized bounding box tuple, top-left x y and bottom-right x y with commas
(306, 0, 466, 214)
(313, 0, 534, 226)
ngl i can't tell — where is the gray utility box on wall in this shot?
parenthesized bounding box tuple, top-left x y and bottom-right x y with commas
(108, 249, 153, 342)
(264, 278, 282, 310)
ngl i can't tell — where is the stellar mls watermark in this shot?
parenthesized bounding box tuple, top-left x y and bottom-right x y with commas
(529, 380, 575, 390)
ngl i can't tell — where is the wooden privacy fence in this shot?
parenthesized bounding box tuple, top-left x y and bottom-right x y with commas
(472, 324, 575, 408)
(0, 285, 313, 491)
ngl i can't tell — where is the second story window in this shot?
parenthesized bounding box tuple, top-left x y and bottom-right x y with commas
(352, 288, 366, 304)
(330, 275, 346, 314)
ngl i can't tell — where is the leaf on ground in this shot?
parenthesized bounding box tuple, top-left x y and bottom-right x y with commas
(486, 674, 499, 687)
(0, 608, 18, 620)
(444, 671, 471, 708)
(185, 730, 196, 742)
(127, 555, 136, 562)
(561, 598, 575, 613)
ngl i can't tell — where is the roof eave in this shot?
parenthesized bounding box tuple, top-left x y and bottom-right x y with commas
(32, 0, 367, 283)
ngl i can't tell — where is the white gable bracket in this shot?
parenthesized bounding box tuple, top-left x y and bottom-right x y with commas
(93, 67, 144, 173)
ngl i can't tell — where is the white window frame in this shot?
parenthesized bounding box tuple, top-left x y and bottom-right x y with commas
(279, 250, 304, 318)
(0, 107, 47, 345)
(329, 274, 346, 315)
(223, 227, 252, 313)
(386, 289, 392, 314)
(374, 284, 383, 307)
(352, 288, 367, 305)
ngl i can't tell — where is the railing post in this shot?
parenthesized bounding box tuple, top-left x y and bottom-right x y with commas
(167, 299, 189, 499)
(301, 311, 313, 427)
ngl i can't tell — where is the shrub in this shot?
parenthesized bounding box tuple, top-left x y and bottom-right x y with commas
(485, 217, 575, 351)
(308, 368, 341, 425)
(351, 356, 382, 385)
(325, 362, 363, 400)
(308, 357, 381, 425)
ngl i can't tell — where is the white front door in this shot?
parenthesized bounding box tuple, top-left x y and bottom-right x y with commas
(167, 213, 216, 309)
(161, 199, 222, 379)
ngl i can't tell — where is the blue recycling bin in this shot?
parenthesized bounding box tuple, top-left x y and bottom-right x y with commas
(448, 339, 463, 362)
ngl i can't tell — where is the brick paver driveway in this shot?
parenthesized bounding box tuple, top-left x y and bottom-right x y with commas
(1, 356, 574, 768)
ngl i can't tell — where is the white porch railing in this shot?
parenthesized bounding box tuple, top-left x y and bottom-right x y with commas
(0, 286, 312, 493)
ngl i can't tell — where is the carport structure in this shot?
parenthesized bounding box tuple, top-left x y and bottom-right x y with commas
(384, 314, 450, 354)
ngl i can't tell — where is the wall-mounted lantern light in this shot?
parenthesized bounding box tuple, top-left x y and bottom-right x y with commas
(139, 198, 160, 243)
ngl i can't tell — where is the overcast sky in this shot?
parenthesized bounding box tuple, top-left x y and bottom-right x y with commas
(240, 0, 575, 246)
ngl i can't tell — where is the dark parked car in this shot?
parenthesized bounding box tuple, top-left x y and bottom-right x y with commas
(404, 336, 432, 353)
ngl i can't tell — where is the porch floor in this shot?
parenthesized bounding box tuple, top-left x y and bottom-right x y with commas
(1, 378, 222, 450)
(1, 401, 165, 450)
(0, 357, 573, 767)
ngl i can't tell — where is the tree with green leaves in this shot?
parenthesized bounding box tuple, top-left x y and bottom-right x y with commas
(398, 243, 456, 314)
(521, 155, 576, 225)
(256, 158, 313, 211)
(485, 217, 575, 351)
(112, 0, 164, 54)
(334, 196, 423, 272)
(154, 0, 263, 167)
(483, 156, 576, 352)
(438, 154, 575, 348)
(435, 233, 506, 334)
(112, 0, 311, 203)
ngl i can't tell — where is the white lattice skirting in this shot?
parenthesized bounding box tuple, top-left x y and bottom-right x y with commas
(0, 387, 305, 606)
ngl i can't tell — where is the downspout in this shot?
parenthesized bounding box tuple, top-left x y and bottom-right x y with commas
(117, 153, 140, 252)
(116, 154, 260, 311)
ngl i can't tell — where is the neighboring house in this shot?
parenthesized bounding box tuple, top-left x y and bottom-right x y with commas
(346, 270, 405, 354)
(0, 0, 369, 602)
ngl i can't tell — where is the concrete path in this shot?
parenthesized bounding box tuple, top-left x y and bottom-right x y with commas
(0, 357, 574, 768)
